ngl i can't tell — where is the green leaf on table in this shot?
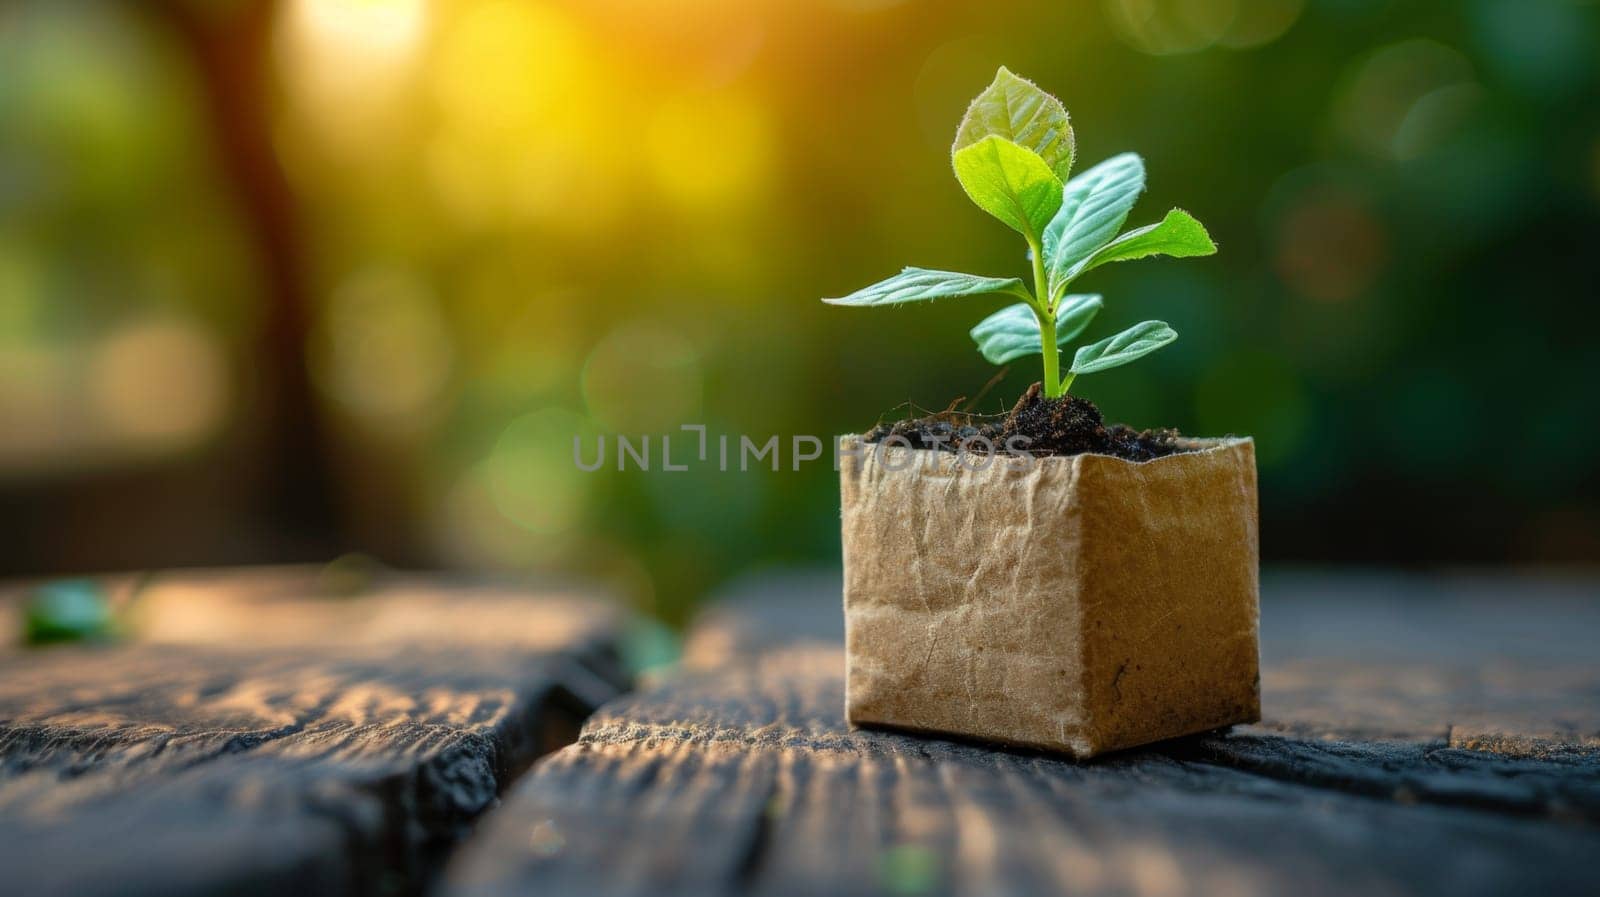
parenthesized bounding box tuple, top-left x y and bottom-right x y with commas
(1042, 153, 1145, 293)
(24, 580, 114, 646)
(1077, 208, 1215, 274)
(823, 267, 1027, 306)
(1070, 320, 1177, 375)
(953, 67, 1075, 181)
(970, 294, 1103, 364)
(952, 136, 1063, 242)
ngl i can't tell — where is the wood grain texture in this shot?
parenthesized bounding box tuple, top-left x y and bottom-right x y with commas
(0, 569, 631, 897)
(447, 571, 1600, 897)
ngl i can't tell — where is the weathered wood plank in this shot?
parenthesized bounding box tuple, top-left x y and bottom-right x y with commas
(0, 569, 631, 897)
(444, 646, 1599, 897)
(445, 571, 1600, 897)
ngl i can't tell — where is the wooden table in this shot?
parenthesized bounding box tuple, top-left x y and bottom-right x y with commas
(442, 570, 1600, 897)
(0, 568, 631, 897)
(2, 568, 1596, 897)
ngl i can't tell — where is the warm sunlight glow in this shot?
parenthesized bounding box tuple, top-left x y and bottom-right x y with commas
(426, 0, 624, 230)
(276, 0, 428, 157)
(646, 93, 774, 213)
(292, 0, 427, 62)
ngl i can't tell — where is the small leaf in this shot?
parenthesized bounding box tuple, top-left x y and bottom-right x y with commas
(1042, 153, 1145, 293)
(1079, 208, 1215, 274)
(1052, 293, 1104, 344)
(970, 304, 1044, 364)
(1070, 321, 1177, 375)
(953, 67, 1075, 181)
(823, 267, 1027, 306)
(952, 136, 1063, 242)
(970, 295, 1103, 364)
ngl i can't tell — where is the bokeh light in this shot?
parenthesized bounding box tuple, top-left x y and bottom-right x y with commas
(582, 323, 703, 433)
(483, 408, 593, 537)
(1270, 182, 1387, 304)
(1333, 40, 1480, 162)
(311, 266, 454, 428)
(91, 316, 230, 450)
(1217, 0, 1303, 49)
(276, 0, 428, 161)
(1105, 0, 1305, 55)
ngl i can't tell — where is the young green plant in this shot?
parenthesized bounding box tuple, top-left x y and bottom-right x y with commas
(824, 67, 1216, 399)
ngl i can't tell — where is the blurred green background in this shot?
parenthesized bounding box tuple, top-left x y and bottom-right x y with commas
(2, 0, 1597, 624)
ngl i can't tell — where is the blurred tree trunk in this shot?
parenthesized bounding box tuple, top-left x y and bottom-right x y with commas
(139, 0, 339, 556)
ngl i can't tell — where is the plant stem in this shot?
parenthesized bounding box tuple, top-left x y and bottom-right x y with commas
(1028, 238, 1062, 398)
(1040, 314, 1060, 397)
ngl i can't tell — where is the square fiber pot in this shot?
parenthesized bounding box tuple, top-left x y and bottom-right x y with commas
(839, 435, 1260, 759)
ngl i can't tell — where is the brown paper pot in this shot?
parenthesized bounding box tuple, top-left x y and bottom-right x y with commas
(840, 435, 1260, 759)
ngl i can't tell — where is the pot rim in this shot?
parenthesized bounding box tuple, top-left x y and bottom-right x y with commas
(837, 434, 1253, 469)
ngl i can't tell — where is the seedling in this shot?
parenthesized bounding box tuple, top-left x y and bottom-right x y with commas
(824, 68, 1216, 398)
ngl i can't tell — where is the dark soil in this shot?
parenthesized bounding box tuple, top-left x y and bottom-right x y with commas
(863, 383, 1191, 462)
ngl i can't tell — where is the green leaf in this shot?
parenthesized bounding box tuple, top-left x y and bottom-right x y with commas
(970, 295, 1103, 364)
(1041, 153, 1145, 293)
(823, 267, 1027, 307)
(953, 67, 1075, 181)
(1052, 293, 1104, 344)
(1070, 321, 1177, 375)
(970, 304, 1044, 364)
(952, 136, 1063, 242)
(1078, 208, 1216, 274)
(24, 580, 114, 646)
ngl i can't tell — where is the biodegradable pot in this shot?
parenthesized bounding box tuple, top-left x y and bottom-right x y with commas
(839, 435, 1260, 759)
